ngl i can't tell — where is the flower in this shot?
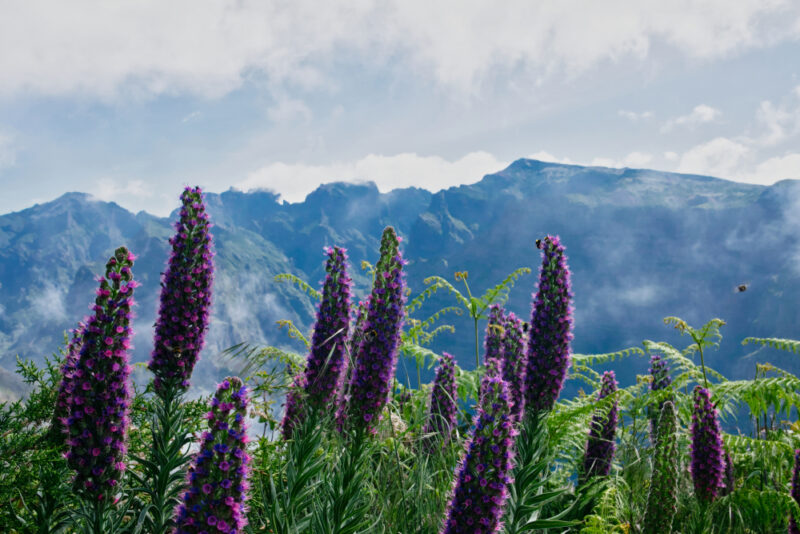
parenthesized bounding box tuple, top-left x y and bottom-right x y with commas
(50, 324, 84, 442)
(64, 247, 135, 501)
(174, 377, 250, 533)
(441, 374, 516, 533)
(337, 227, 406, 434)
(581, 371, 618, 482)
(499, 312, 526, 420)
(282, 246, 352, 439)
(648, 354, 673, 444)
(524, 235, 573, 414)
(483, 304, 505, 365)
(642, 401, 679, 534)
(791, 449, 800, 534)
(148, 186, 214, 395)
(422, 353, 457, 449)
(690, 386, 724, 503)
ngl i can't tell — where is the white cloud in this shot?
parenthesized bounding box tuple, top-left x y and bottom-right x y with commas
(235, 151, 507, 202)
(93, 178, 154, 203)
(0, 1, 797, 98)
(0, 132, 16, 170)
(676, 137, 750, 178)
(267, 95, 312, 124)
(618, 110, 654, 121)
(664, 151, 679, 161)
(590, 152, 653, 169)
(527, 151, 576, 164)
(661, 104, 721, 132)
(753, 89, 800, 146)
(29, 284, 67, 322)
(751, 152, 800, 182)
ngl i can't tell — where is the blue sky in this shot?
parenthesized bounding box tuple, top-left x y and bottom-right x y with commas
(1, 1, 800, 216)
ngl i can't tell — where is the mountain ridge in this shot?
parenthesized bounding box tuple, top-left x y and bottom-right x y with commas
(1, 159, 798, 397)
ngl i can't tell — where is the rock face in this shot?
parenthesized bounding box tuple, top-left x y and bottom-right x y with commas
(1, 159, 799, 395)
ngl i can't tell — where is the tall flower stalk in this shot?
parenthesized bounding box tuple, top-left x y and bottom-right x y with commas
(148, 185, 214, 395)
(524, 235, 573, 415)
(441, 374, 516, 534)
(136, 186, 214, 532)
(500, 312, 526, 420)
(581, 371, 618, 482)
(483, 304, 505, 365)
(642, 401, 679, 534)
(422, 352, 457, 450)
(691, 386, 724, 504)
(337, 227, 406, 435)
(174, 377, 251, 534)
(50, 324, 84, 443)
(790, 449, 800, 534)
(648, 354, 673, 444)
(282, 246, 351, 439)
(64, 247, 137, 529)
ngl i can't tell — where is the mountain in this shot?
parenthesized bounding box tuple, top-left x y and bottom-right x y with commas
(1, 159, 799, 397)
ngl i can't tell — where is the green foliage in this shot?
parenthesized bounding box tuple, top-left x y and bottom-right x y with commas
(274, 273, 322, 301)
(742, 336, 800, 354)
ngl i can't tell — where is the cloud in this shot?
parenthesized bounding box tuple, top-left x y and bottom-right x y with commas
(661, 104, 721, 132)
(751, 152, 800, 181)
(0, 132, 16, 170)
(29, 284, 67, 322)
(591, 152, 653, 168)
(618, 110, 653, 121)
(527, 151, 576, 165)
(235, 151, 507, 202)
(753, 88, 800, 146)
(267, 95, 312, 124)
(0, 1, 798, 98)
(676, 137, 750, 178)
(93, 178, 153, 203)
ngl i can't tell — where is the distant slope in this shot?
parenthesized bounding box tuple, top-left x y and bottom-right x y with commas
(1, 159, 798, 396)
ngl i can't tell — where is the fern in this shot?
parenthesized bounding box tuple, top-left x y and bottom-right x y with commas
(742, 336, 800, 354)
(274, 273, 322, 301)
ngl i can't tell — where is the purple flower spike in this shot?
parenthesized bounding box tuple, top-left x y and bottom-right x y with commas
(484, 304, 505, 365)
(64, 247, 136, 501)
(790, 449, 800, 533)
(175, 376, 250, 534)
(441, 374, 517, 534)
(524, 235, 573, 414)
(422, 353, 457, 449)
(148, 186, 213, 395)
(500, 312, 526, 420)
(50, 324, 85, 442)
(337, 227, 406, 435)
(648, 354, 673, 443)
(582, 371, 618, 482)
(282, 246, 351, 439)
(690, 386, 724, 504)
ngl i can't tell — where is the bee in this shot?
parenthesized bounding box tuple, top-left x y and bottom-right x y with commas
(535, 239, 542, 249)
(522, 322, 530, 333)
(735, 283, 749, 293)
(365, 329, 378, 341)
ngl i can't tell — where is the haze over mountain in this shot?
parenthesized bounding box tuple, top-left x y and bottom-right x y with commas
(2, 159, 798, 398)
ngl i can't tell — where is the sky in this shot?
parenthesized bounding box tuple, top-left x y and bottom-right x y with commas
(1, 1, 800, 217)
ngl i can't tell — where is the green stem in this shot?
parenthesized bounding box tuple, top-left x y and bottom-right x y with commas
(91, 499, 105, 534)
(474, 317, 480, 369)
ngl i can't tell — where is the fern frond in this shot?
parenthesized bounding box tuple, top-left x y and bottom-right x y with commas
(572, 347, 645, 367)
(742, 336, 800, 354)
(478, 266, 532, 309)
(277, 319, 311, 349)
(714, 376, 800, 417)
(419, 276, 471, 310)
(399, 341, 442, 372)
(274, 273, 322, 301)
